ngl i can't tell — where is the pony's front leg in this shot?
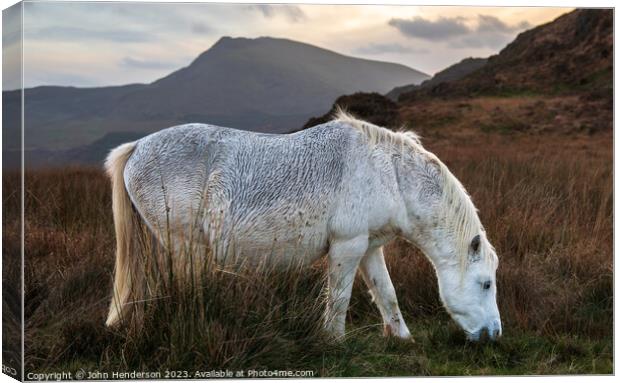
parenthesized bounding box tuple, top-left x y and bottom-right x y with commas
(324, 235, 368, 339)
(360, 246, 412, 340)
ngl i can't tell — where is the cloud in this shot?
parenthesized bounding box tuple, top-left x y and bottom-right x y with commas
(476, 15, 530, 33)
(453, 34, 512, 49)
(119, 57, 180, 70)
(3, 28, 21, 48)
(389, 14, 531, 50)
(190, 22, 211, 35)
(454, 15, 532, 49)
(2, 3, 22, 48)
(248, 4, 306, 22)
(354, 43, 429, 55)
(388, 16, 469, 40)
(26, 26, 153, 43)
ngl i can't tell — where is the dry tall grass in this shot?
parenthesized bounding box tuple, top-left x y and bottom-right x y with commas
(5, 132, 612, 375)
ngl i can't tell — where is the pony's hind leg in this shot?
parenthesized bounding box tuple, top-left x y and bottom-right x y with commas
(324, 235, 367, 339)
(359, 247, 412, 340)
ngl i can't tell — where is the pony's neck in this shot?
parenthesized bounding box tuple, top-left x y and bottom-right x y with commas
(392, 146, 478, 268)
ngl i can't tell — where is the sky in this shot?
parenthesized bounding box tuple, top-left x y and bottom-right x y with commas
(3, 2, 572, 90)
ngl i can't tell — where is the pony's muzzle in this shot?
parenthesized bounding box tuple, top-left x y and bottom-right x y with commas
(468, 319, 502, 342)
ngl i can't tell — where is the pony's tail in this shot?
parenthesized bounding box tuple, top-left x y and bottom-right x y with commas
(104, 141, 138, 328)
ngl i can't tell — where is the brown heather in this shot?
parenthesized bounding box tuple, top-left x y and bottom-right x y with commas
(2, 131, 612, 376)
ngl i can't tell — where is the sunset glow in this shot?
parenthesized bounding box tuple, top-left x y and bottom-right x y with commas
(6, 2, 573, 89)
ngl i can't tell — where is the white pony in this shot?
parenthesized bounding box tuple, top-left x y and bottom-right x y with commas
(104, 111, 501, 342)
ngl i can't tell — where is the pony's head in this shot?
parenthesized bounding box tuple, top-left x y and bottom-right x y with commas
(395, 144, 502, 342)
(432, 232, 501, 341)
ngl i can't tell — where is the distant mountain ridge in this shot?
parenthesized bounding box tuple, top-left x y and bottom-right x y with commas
(386, 57, 488, 101)
(3, 36, 429, 166)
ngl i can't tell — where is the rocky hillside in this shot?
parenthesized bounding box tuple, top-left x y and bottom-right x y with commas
(300, 93, 399, 130)
(400, 9, 612, 100)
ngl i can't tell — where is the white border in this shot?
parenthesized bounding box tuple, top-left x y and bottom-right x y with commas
(0, 1, 616, 383)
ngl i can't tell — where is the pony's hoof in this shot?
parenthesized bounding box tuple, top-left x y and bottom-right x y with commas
(384, 323, 413, 341)
(398, 334, 415, 343)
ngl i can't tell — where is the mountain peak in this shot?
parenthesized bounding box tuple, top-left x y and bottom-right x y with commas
(212, 35, 251, 47)
(207, 36, 249, 52)
(165, 36, 428, 92)
(210, 36, 292, 49)
(195, 36, 301, 63)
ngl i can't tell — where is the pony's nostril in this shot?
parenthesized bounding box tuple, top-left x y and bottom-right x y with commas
(492, 319, 502, 339)
(492, 328, 500, 339)
(479, 328, 489, 341)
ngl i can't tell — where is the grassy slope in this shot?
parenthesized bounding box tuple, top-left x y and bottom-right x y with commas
(6, 128, 612, 377)
(399, 94, 612, 138)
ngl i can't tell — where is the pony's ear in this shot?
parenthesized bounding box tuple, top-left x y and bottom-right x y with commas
(470, 235, 481, 254)
(468, 235, 482, 263)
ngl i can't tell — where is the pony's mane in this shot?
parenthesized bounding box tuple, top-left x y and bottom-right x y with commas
(332, 108, 421, 149)
(435, 156, 487, 272)
(333, 109, 488, 272)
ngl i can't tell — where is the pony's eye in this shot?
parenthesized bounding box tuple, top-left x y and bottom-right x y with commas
(482, 281, 492, 290)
